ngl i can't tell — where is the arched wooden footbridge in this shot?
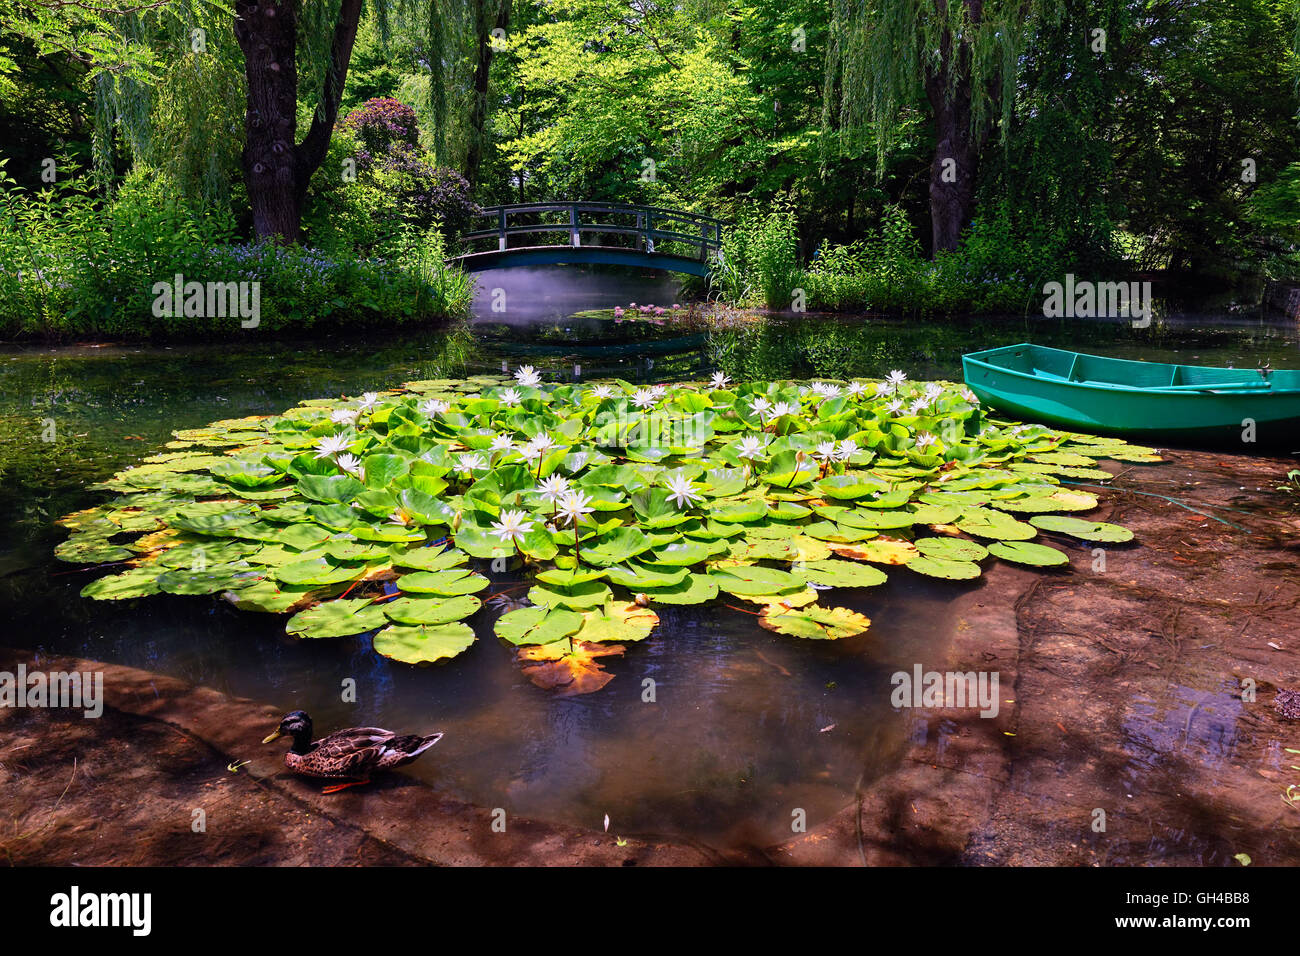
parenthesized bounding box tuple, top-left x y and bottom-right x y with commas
(449, 202, 725, 277)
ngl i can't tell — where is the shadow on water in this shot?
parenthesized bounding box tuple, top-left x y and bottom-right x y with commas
(0, 268, 1297, 851)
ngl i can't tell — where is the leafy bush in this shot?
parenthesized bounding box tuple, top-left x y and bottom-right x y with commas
(0, 164, 474, 340)
(339, 97, 420, 156)
(714, 206, 802, 309)
(795, 204, 1071, 316)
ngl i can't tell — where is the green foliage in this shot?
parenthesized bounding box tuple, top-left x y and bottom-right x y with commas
(717, 203, 1071, 316)
(0, 164, 473, 339)
(715, 207, 802, 309)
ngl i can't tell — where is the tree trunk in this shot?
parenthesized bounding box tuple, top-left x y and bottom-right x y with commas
(925, 70, 978, 254)
(924, 0, 982, 254)
(234, 0, 363, 243)
(464, 0, 510, 191)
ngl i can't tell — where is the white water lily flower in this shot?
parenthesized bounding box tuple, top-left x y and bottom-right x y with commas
(815, 441, 839, 463)
(837, 439, 860, 461)
(459, 453, 487, 472)
(846, 381, 870, 398)
(490, 434, 516, 452)
(915, 432, 938, 449)
(499, 387, 522, 406)
(528, 434, 557, 455)
(749, 395, 772, 416)
(650, 384, 669, 399)
(589, 384, 616, 399)
(907, 400, 929, 416)
(631, 388, 658, 409)
(736, 435, 766, 459)
(556, 490, 595, 527)
(885, 399, 904, 415)
(766, 401, 799, 420)
(709, 371, 731, 389)
(387, 509, 411, 526)
(335, 453, 364, 478)
(924, 383, 944, 400)
(314, 435, 350, 459)
(664, 473, 702, 510)
(537, 474, 571, 504)
(514, 365, 542, 387)
(419, 399, 450, 416)
(811, 382, 842, 398)
(886, 370, 908, 386)
(356, 392, 381, 412)
(491, 509, 535, 545)
(330, 408, 360, 425)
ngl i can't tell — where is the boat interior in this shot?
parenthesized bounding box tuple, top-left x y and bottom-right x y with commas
(974, 344, 1300, 391)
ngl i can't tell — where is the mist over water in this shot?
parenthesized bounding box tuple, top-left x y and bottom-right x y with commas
(469, 265, 685, 325)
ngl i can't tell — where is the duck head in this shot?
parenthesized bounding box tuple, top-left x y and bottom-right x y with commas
(263, 710, 313, 752)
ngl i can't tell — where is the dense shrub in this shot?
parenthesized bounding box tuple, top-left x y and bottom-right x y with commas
(339, 97, 420, 156)
(0, 166, 474, 340)
(715, 203, 1072, 316)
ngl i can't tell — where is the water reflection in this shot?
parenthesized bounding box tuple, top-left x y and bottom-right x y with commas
(1, 269, 1296, 850)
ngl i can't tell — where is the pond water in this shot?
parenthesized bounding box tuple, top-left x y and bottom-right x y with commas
(1, 267, 1296, 852)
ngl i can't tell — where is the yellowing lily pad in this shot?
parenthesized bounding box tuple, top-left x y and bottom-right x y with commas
(830, 538, 918, 564)
(758, 604, 871, 640)
(574, 601, 660, 643)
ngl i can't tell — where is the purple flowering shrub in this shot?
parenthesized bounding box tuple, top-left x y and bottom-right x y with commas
(328, 100, 481, 240)
(338, 97, 419, 155)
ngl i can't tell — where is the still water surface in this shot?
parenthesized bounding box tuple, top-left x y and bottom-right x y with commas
(0, 268, 1295, 849)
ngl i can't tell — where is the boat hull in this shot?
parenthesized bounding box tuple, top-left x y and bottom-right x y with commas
(962, 344, 1300, 447)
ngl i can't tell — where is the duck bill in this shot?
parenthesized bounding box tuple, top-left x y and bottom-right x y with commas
(261, 730, 283, 744)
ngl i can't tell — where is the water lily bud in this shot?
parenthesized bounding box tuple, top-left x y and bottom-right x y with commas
(634, 593, 650, 607)
(451, 512, 462, 532)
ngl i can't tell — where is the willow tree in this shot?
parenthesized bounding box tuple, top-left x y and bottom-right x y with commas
(825, 0, 1057, 252)
(9, 0, 467, 242)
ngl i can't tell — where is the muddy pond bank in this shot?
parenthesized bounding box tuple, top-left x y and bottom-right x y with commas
(3, 446, 1295, 866)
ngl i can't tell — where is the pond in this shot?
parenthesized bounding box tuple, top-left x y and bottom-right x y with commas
(1, 266, 1296, 852)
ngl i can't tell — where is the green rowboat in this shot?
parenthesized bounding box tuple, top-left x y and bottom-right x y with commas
(962, 344, 1300, 446)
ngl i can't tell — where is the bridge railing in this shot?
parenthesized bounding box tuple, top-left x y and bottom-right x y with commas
(458, 201, 725, 262)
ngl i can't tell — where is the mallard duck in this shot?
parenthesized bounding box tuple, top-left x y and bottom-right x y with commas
(261, 710, 444, 794)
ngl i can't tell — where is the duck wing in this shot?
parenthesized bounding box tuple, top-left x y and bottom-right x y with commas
(375, 732, 444, 770)
(300, 728, 398, 778)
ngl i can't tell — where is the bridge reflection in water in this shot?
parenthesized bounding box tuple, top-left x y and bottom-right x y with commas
(449, 201, 725, 277)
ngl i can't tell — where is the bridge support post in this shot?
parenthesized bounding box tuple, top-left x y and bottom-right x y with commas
(569, 206, 581, 248)
(498, 208, 507, 251)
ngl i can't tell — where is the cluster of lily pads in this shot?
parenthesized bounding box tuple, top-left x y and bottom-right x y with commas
(56, 365, 1157, 695)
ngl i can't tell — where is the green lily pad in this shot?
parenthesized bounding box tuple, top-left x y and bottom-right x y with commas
(1028, 515, 1134, 542)
(495, 605, 585, 646)
(913, 537, 989, 562)
(395, 568, 490, 595)
(987, 541, 1071, 567)
(574, 601, 660, 643)
(904, 555, 982, 580)
(286, 598, 390, 638)
(373, 623, 476, 663)
(793, 559, 888, 589)
(639, 573, 719, 605)
(382, 594, 482, 625)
